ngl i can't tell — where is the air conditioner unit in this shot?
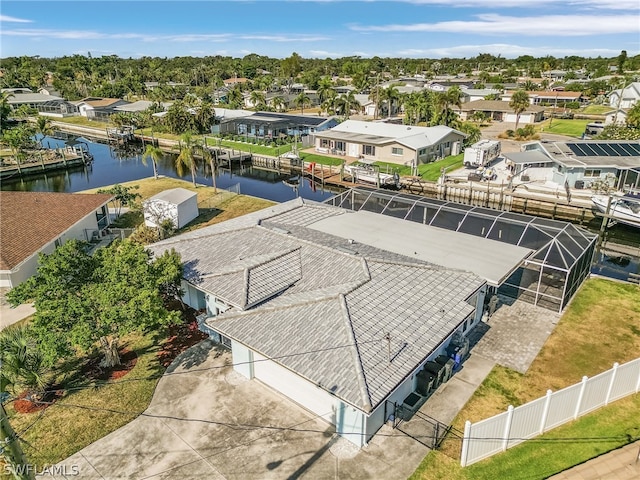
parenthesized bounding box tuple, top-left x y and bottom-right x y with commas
(521, 175, 530, 182)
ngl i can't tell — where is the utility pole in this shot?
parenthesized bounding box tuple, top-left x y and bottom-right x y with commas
(1, 403, 34, 480)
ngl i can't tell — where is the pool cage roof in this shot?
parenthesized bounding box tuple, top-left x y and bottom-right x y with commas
(327, 187, 598, 311)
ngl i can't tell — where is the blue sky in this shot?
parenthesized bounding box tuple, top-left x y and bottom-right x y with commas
(1, 1, 638, 59)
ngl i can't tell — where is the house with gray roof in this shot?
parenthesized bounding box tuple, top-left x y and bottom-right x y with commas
(315, 120, 465, 168)
(503, 140, 640, 190)
(148, 198, 498, 447)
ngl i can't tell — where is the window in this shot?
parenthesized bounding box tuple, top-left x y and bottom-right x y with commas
(584, 169, 601, 177)
(362, 145, 376, 156)
(320, 139, 329, 148)
(392, 147, 403, 156)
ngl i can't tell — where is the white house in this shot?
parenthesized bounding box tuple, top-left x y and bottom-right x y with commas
(0, 191, 112, 288)
(315, 120, 465, 167)
(143, 188, 199, 230)
(608, 83, 640, 109)
(148, 198, 538, 447)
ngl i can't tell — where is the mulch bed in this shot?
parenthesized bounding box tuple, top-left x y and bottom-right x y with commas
(157, 309, 208, 367)
(81, 348, 138, 382)
(13, 387, 65, 414)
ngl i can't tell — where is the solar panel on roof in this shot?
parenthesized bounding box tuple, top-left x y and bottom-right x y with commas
(567, 143, 588, 156)
(583, 144, 602, 156)
(599, 144, 620, 156)
(616, 143, 640, 156)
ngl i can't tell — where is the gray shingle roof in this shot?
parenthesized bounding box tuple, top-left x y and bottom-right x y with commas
(150, 199, 485, 412)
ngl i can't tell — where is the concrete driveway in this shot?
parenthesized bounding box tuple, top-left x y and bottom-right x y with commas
(41, 340, 431, 479)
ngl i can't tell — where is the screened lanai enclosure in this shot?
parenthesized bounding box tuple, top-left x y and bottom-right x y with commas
(327, 187, 598, 312)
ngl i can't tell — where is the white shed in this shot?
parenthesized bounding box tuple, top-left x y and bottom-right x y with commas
(143, 188, 198, 229)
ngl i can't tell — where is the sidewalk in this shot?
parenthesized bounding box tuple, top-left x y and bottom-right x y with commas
(550, 441, 640, 480)
(0, 288, 35, 331)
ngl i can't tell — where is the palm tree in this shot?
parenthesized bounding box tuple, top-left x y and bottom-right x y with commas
(316, 77, 335, 104)
(336, 91, 361, 119)
(0, 324, 46, 396)
(321, 89, 338, 116)
(270, 95, 286, 112)
(142, 144, 163, 179)
(35, 115, 54, 146)
(433, 86, 463, 127)
(509, 89, 530, 130)
(200, 142, 218, 193)
(175, 132, 198, 187)
(1, 91, 14, 133)
(294, 92, 311, 114)
(381, 86, 400, 118)
(249, 90, 266, 111)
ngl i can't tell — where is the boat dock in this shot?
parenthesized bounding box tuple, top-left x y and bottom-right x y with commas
(0, 148, 90, 180)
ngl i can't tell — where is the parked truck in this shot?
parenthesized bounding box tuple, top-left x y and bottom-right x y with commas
(463, 140, 501, 168)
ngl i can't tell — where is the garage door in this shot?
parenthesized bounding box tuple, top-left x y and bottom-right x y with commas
(253, 352, 337, 425)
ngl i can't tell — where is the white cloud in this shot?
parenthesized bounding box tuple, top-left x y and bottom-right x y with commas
(0, 14, 32, 23)
(240, 34, 330, 42)
(166, 34, 231, 43)
(397, 43, 628, 58)
(308, 49, 345, 58)
(351, 14, 640, 36)
(379, 0, 639, 9)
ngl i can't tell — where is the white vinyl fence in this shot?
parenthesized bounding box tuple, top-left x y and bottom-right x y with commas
(460, 358, 640, 467)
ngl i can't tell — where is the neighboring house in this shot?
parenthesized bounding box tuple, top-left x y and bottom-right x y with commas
(149, 198, 540, 446)
(36, 99, 79, 117)
(454, 100, 545, 124)
(315, 120, 465, 166)
(144, 81, 186, 91)
(608, 82, 640, 109)
(143, 188, 199, 229)
(0, 191, 112, 288)
(223, 77, 249, 87)
(5, 91, 64, 110)
(604, 109, 628, 126)
(113, 100, 171, 114)
(219, 111, 338, 139)
(354, 94, 377, 116)
(503, 140, 640, 190)
(74, 97, 130, 120)
(460, 88, 501, 103)
(38, 86, 62, 97)
(525, 91, 584, 106)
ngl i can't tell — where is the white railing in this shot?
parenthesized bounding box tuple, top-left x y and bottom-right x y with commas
(460, 357, 640, 467)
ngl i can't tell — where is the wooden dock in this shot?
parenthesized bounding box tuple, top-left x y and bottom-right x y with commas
(0, 149, 88, 180)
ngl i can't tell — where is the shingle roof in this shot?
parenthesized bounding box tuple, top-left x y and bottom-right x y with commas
(149, 200, 486, 413)
(0, 192, 113, 270)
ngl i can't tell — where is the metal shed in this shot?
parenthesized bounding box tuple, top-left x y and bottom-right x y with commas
(326, 187, 598, 312)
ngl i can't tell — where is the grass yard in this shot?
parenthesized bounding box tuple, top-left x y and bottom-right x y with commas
(5, 331, 164, 470)
(539, 118, 590, 137)
(411, 278, 640, 480)
(370, 154, 464, 182)
(81, 177, 274, 231)
(580, 105, 612, 115)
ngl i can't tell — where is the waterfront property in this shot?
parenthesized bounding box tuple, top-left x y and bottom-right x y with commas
(327, 187, 598, 312)
(504, 140, 640, 191)
(149, 197, 516, 447)
(0, 191, 112, 287)
(314, 120, 466, 169)
(143, 187, 199, 229)
(217, 111, 338, 141)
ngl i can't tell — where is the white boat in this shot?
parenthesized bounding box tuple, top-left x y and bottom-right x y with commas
(345, 165, 400, 189)
(592, 195, 640, 228)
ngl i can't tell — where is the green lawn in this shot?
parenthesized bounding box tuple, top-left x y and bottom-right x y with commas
(580, 105, 612, 115)
(6, 331, 164, 470)
(539, 118, 590, 137)
(411, 278, 640, 480)
(370, 154, 464, 182)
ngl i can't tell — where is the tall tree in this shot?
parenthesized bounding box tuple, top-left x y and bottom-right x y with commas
(381, 85, 400, 118)
(35, 115, 54, 145)
(294, 91, 311, 114)
(1, 91, 14, 133)
(175, 132, 198, 187)
(509, 89, 530, 131)
(141, 144, 163, 179)
(7, 240, 183, 368)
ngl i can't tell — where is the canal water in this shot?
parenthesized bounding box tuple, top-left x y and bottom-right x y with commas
(2, 135, 638, 281)
(0, 134, 336, 203)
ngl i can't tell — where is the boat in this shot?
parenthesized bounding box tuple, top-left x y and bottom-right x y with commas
(345, 164, 400, 189)
(591, 195, 640, 228)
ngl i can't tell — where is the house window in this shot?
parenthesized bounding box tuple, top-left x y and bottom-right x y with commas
(54, 238, 62, 248)
(362, 145, 376, 156)
(392, 147, 403, 156)
(320, 139, 329, 148)
(584, 169, 601, 177)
